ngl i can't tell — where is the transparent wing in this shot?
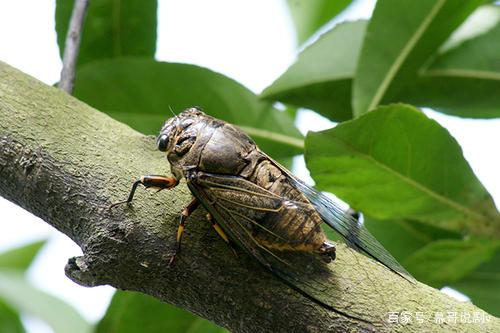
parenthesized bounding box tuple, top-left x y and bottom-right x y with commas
(288, 175, 415, 283)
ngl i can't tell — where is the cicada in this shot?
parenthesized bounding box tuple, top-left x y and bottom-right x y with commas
(112, 107, 412, 309)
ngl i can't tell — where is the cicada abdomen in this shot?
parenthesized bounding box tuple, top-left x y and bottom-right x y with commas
(238, 158, 336, 261)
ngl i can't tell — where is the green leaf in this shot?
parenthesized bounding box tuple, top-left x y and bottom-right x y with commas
(364, 217, 460, 263)
(305, 104, 500, 237)
(261, 21, 366, 122)
(438, 4, 500, 54)
(0, 241, 48, 333)
(451, 248, 500, 316)
(0, 272, 91, 333)
(55, 0, 157, 66)
(286, 0, 352, 44)
(97, 291, 226, 333)
(0, 240, 46, 271)
(73, 58, 303, 158)
(0, 299, 25, 333)
(353, 0, 482, 116)
(403, 239, 500, 287)
(399, 7, 500, 118)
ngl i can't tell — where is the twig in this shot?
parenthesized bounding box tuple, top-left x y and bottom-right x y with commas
(58, 0, 89, 94)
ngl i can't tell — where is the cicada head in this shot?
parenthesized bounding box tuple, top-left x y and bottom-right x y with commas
(157, 107, 209, 173)
(157, 107, 202, 151)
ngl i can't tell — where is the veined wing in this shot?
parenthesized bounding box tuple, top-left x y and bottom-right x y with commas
(187, 172, 343, 310)
(290, 178, 414, 282)
(263, 155, 415, 283)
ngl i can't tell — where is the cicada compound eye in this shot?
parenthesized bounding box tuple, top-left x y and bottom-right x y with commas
(157, 134, 169, 152)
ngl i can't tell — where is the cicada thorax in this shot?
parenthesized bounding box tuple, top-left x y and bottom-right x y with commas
(241, 158, 334, 259)
(162, 110, 335, 260)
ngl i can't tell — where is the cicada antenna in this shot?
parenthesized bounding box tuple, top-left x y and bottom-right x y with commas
(168, 105, 178, 118)
(168, 105, 181, 129)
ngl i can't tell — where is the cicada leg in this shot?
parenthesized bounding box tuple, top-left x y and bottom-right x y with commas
(169, 197, 200, 266)
(109, 175, 179, 208)
(206, 213, 238, 257)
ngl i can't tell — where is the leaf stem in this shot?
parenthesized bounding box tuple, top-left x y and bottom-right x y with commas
(366, 0, 445, 112)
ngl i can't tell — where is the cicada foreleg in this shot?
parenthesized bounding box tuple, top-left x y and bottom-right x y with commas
(109, 175, 179, 208)
(169, 197, 200, 266)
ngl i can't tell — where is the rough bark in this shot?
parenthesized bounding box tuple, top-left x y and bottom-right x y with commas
(0, 61, 498, 333)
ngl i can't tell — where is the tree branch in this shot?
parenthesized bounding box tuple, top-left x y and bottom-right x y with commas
(58, 0, 89, 93)
(0, 61, 498, 332)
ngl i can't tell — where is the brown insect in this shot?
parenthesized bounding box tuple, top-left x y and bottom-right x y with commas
(112, 107, 412, 309)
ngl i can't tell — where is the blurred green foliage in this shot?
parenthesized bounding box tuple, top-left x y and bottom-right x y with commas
(286, 0, 352, 44)
(97, 291, 227, 333)
(0, 241, 92, 333)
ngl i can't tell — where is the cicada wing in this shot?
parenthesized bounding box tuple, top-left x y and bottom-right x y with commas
(187, 173, 341, 309)
(253, 151, 414, 282)
(288, 176, 415, 283)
